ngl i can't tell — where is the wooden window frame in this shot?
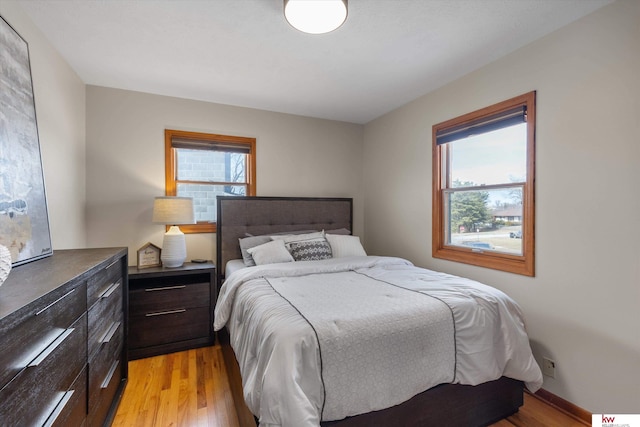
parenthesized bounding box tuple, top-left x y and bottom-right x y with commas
(165, 129, 256, 234)
(432, 91, 536, 276)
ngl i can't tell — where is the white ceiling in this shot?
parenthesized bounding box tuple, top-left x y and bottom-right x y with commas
(16, 0, 611, 124)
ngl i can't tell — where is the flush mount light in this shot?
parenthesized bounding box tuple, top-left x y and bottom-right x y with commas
(284, 0, 348, 34)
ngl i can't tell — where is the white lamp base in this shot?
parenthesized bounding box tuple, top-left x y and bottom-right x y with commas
(161, 225, 187, 268)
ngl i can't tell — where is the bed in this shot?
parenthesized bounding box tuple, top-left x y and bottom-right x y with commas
(214, 196, 542, 427)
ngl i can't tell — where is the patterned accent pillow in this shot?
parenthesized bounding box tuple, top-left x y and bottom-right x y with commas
(288, 240, 333, 261)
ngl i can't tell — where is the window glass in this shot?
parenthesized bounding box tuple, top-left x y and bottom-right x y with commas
(176, 149, 246, 183)
(449, 124, 527, 187)
(445, 186, 523, 256)
(432, 92, 535, 276)
(165, 130, 256, 233)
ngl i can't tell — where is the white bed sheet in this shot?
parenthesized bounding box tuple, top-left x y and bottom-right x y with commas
(214, 256, 543, 427)
(225, 259, 247, 277)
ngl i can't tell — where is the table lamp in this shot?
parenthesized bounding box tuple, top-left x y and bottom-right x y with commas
(152, 196, 195, 268)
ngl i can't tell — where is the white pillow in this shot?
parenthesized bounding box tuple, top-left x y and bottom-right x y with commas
(246, 239, 294, 265)
(326, 234, 367, 258)
(271, 231, 325, 244)
(239, 235, 272, 266)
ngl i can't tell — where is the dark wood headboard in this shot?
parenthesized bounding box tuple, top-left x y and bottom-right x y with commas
(216, 196, 353, 284)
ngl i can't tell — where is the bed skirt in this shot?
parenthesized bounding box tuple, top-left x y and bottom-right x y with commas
(217, 328, 523, 427)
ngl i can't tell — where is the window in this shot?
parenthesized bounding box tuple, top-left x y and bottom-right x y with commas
(432, 92, 535, 276)
(165, 129, 256, 233)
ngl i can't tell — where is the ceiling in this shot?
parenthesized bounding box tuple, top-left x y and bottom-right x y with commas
(15, 0, 611, 124)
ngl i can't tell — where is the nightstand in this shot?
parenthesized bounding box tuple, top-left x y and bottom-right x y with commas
(127, 262, 215, 360)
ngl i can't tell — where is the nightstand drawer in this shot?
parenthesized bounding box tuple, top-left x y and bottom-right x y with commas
(0, 283, 86, 389)
(87, 258, 123, 309)
(88, 279, 123, 359)
(130, 281, 209, 312)
(129, 306, 210, 348)
(127, 263, 215, 359)
(0, 313, 87, 426)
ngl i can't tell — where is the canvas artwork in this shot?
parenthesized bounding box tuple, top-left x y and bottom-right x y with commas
(0, 16, 52, 266)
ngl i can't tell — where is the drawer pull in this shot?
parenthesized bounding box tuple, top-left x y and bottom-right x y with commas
(145, 285, 186, 292)
(101, 360, 120, 389)
(106, 259, 119, 269)
(145, 308, 186, 317)
(28, 328, 75, 367)
(42, 389, 75, 427)
(35, 289, 76, 316)
(100, 321, 121, 344)
(100, 280, 121, 299)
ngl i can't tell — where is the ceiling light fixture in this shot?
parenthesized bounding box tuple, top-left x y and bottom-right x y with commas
(284, 0, 348, 35)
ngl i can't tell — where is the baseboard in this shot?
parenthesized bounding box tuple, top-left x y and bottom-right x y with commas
(529, 388, 591, 426)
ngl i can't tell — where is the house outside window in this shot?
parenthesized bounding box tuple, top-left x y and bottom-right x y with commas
(165, 129, 256, 233)
(432, 92, 535, 276)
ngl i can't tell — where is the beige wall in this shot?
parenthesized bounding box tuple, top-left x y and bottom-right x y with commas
(363, 0, 639, 413)
(85, 87, 363, 265)
(0, 2, 87, 250)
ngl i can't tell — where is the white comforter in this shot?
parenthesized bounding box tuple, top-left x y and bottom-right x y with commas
(214, 256, 543, 427)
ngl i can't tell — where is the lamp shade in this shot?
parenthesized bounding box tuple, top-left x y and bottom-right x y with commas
(152, 197, 195, 225)
(284, 0, 348, 34)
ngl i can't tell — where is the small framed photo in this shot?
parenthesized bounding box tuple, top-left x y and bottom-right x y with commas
(137, 242, 162, 269)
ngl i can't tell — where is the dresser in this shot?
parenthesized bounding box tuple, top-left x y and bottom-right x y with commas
(127, 262, 215, 360)
(0, 248, 128, 427)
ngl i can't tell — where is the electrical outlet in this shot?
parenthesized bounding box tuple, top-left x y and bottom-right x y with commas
(542, 357, 556, 378)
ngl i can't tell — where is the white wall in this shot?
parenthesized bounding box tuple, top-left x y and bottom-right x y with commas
(363, 0, 639, 413)
(0, 2, 87, 249)
(85, 86, 363, 265)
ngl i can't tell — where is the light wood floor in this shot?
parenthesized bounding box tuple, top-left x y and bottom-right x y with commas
(113, 346, 589, 427)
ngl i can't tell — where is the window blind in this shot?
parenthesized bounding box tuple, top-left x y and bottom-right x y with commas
(436, 105, 526, 145)
(171, 137, 252, 154)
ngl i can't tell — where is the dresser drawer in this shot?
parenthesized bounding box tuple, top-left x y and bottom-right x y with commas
(88, 279, 123, 359)
(0, 313, 87, 426)
(88, 320, 123, 417)
(129, 306, 210, 349)
(0, 283, 86, 389)
(130, 281, 209, 312)
(47, 367, 88, 427)
(87, 258, 123, 309)
(88, 360, 123, 427)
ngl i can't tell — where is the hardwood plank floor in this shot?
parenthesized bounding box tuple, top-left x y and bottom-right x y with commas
(492, 393, 589, 427)
(113, 346, 588, 427)
(113, 346, 240, 427)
